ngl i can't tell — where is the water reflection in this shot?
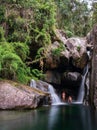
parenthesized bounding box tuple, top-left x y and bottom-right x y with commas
(48, 106, 60, 130)
(48, 105, 95, 130)
(0, 105, 97, 130)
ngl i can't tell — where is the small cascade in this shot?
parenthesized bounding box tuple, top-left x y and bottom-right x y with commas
(48, 84, 62, 105)
(30, 79, 36, 88)
(77, 65, 89, 103)
(30, 79, 63, 105)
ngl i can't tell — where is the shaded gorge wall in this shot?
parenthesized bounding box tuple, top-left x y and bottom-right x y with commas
(87, 25, 97, 109)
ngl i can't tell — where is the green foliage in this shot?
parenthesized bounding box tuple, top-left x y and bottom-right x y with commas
(32, 69, 45, 80)
(0, 0, 93, 84)
(16, 67, 31, 83)
(33, 0, 56, 28)
(92, 2, 97, 25)
(35, 47, 45, 59)
(6, 14, 30, 43)
(0, 41, 31, 84)
(0, 1, 56, 58)
(65, 30, 74, 38)
(52, 43, 66, 56)
(55, 0, 92, 36)
(10, 42, 29, 61)
(31, 0, 56, 46)
(0, 0, 33, 8)
(52, 48, 61, 56)
(0, 5, 6, 23)
(0, 27, 6, 42)
(0, 1, 57, 83)
(77, 45, 81, 52)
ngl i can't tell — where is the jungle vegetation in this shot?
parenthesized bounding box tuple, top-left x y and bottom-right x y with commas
(0, 0, 95, 84)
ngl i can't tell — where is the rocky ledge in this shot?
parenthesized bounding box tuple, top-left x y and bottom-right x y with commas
(0, 80, 50, 110)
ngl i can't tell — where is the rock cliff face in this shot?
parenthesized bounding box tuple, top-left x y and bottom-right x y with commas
(87, 25, 97, 109)
(0, 80, 49, 110)
(45, 29, 88, 70)
(43, 29, 89, 100)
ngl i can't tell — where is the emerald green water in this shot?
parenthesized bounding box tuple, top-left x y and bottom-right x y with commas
(0, 104, 97, 130)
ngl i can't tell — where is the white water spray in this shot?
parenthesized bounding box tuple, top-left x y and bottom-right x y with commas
(30, 80, 64, 105)
(77, 65, 89, 103)
(48, 84, 62, 105)
(30, 79, 36, 88)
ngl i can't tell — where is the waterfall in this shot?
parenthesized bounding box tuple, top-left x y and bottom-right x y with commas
(48, 84, 62, 105)
(77, 65, 89, 103)
(30, 79, 36, 88)
(30, 79, 62, 105)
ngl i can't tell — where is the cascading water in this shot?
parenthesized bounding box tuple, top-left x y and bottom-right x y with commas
(30, 79, 62, 105)
(48, 84, 62, 105)
(77, 65, 89, 103)
(30, 79, 36, 88)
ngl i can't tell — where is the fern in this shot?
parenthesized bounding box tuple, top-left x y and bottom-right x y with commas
(2, 52, 23, 63)
(0, 27, 6, 42)
(10, 42, 29, 61)
(35, 47, 44, 59)
(32, 69, 45, 80)
(0, 42, 31, 83)
(17, 67, 31, 83)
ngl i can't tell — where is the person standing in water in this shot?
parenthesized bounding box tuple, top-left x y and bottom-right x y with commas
(68, 96, 72, 103)
(62, 91, 66, 102)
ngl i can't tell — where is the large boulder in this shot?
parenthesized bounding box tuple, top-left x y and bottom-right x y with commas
(59, 49, 70, 68)
(44, 71, 61, 85)
(65, 37, 88, 69)
(44, 35, 88, 70)
(53, 29, 67, 44)
(0, 80, 49, 110)
(62, 71, 82, 87)
(45, 53, 60, 69)
(44, 41, 60, 69)
(62, 72, 82, 81)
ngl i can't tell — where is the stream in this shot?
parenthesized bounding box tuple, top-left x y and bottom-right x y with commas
(0, 104, 97, 130)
